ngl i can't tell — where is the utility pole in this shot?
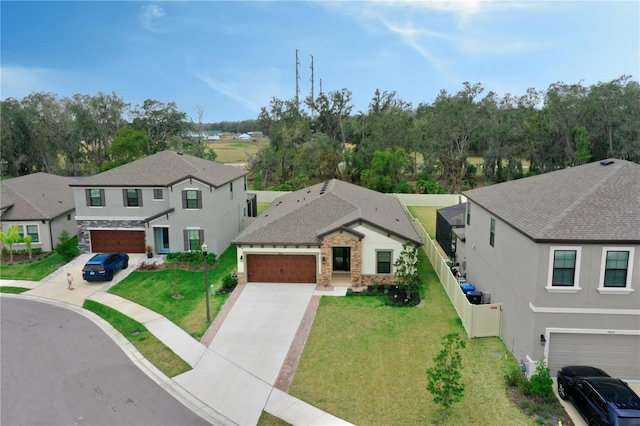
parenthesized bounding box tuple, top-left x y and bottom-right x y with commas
(309, 54, 314, 117)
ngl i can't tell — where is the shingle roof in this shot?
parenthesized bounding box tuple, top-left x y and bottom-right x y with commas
(463, 159, 640, 243)
(70, 150, 247, 188)
(1, 172, 78, 221)
(234, 179, 423, 246)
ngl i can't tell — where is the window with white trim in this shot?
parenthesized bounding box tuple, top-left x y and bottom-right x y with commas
(18, 224, 40, 243)
(489, 218, 496, 247)
(153, 189, 164, 200)
(123, 189, 142, 207)
(86, 188, 105, 207)
(598, 247, 634, 293)
(547, 246, 582, 292)
(376, 251, 392, 274)
(183, 229, 204, 251)
(182, 189, 202, 209)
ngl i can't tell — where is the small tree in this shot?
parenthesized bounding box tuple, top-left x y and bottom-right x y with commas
(0, 224, 22, 262)
(426, 332, 466, 421)
(23, 235, 33, 259)
(55, 230, 79, 262)
(169, 268, 182, 298)
(529, 356, 554, 399)
(393, 241, 420, 299)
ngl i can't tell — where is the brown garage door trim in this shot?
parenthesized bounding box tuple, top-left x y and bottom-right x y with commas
(246, 254, 317, 283)
(90, 229, 146, 253)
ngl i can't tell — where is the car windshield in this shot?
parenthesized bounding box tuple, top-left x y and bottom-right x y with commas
(84, 264, 102, 272)
(616, 416, 640, 426)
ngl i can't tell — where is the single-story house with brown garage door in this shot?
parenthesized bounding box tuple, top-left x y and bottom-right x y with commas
(233, 179, 422, 286)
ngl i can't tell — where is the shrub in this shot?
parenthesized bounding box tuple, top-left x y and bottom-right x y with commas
(220, 273, 238, 294)
(529, 356, 554, 399)
(505, 365, 526, 387)
(55, 231, 79, 262)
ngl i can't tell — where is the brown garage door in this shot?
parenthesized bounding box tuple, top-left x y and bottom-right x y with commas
(246, 254, 317, 283)
(90, 230, 145, 253)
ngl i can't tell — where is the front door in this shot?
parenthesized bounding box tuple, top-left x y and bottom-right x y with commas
(154, 227, 171, 253)
(332, 247, 351, 272)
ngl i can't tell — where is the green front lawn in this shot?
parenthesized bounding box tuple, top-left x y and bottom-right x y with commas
(408, 206, 439, 238)
(108, 245, 237, 340)
(0, 252, 68, 281)
(286, 250, 530, 425)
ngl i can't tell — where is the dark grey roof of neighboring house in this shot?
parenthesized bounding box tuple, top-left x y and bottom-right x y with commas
(234, 179, 423, 246)
(70, 150, 247, 188)
(463, 159, 640, 243)
(437, 202, 467, 227)
(1, 172, 78, 221)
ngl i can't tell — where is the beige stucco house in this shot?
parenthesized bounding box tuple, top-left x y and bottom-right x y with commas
(461, 159, 640, 380)
(1, 172, 78, 252)
(233, 179, 423, 286)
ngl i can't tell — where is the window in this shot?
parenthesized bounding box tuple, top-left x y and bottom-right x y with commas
(67, 214, 71, 221)
(153, 189, 164, 200)
(377, 251, 392, 274)
(598, 248, 634, 293)
(547, 247, 582, 292)
(230, 182, 233, 200)
(466, 203, 471, 225)
(26, 225, 39, 243)
(489, 218, 496, 247)
(244, 176, 247, 191)
(182, 190, 202, 209)
(85, 188, 105, 207)
(123, 189, 142, 207)
(183, 229, 204, 251)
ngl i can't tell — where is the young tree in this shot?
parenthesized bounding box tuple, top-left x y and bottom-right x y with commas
(23, 235, 33, 260)
(393, 241, 420, 300)
(426, 332, 466, 420)
(0, 224, 22, 262)
(529, 356, 554, 399)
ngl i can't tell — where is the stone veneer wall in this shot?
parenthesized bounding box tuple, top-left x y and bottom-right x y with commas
(320, 233, 362, 287)
(76, 219, 145, 254)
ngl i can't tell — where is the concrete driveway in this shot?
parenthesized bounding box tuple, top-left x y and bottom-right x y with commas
(14, 253, 146, 306)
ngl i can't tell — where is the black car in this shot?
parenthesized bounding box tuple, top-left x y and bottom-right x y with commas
(82, 253, 129, 281)
(557, 366, 640, 426)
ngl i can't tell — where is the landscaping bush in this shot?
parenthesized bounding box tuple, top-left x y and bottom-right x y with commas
(55, 231, 79, 262)
(219, 272, 238, 294)
(529, 357, 554, 399)
(346, 283, 420, 307)
(165, 251, 217, 268)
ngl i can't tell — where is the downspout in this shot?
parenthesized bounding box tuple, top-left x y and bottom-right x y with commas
(49, 220, 54, 252)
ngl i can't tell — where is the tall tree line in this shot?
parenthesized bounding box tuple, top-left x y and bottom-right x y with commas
(250, 75, 639, 192)
(0, 93, 211, 177)
(2, 76, 638, 192)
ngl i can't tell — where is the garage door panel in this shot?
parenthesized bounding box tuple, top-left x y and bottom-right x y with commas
(246, 255, 316, 283)
(91, 230, 145, 253)
(549, 333, 640, 380)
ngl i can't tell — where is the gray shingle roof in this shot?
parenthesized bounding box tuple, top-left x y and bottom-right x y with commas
(463, 159, 640, 242)
(234, 179, 423, 246)
(70, 150, 247, 188)
(1, 173, 78, 221)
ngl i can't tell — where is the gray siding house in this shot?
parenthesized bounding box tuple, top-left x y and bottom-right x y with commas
(70, 151, 249, 256)
(1, 173, 78, 252)
(461, 159, 640, 380)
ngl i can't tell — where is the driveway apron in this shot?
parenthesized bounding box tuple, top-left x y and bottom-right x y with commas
(174, 283, 317, 426)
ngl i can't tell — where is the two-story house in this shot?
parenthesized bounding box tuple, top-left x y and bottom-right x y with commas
(70, 150, 249, 257)
(461, 159, 639, 380)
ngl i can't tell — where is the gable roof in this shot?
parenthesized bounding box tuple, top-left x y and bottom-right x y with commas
(1, 172, 77, 221)
(70, 150, 247, 188)
(463, 159, 640, 243)
(234, 179, 422, 246)
(437, 202, 467, 227)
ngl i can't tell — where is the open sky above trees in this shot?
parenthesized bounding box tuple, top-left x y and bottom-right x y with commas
(1, 1, 638, 123)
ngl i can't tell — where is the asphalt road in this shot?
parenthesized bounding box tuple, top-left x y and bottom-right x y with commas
(1, 297, 210, 426)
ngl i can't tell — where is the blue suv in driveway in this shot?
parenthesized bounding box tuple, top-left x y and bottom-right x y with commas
(82, 253, 129, 282)
(557, 365, 640, 426)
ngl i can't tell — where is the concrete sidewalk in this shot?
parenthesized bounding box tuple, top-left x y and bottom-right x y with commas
(1, 258, 354, 426)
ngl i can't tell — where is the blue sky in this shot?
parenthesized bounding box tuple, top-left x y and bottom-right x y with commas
(2, 1, 638, 123)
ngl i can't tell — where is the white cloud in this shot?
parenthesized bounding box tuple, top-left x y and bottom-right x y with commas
(194, 72, 262, 113)
(139, 4, 167, 33)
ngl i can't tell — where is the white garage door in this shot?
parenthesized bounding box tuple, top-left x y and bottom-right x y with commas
(548, 333, 640, 380)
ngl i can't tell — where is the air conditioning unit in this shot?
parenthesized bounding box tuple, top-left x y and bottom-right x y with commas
(482, 291, 491, 304)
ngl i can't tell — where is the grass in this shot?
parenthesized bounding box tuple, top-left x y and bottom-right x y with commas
(0, 286, 29, 294)
(407, 206, 439, 238)
(108, 245, 238, 339)
(257, 202, 270, 215)
(207, 139, 268, 164)
(0, 252, 68, 281)
(83, 299, 191, 377)
(285, 250, 531, 425)
(258, 412, 290, 426)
